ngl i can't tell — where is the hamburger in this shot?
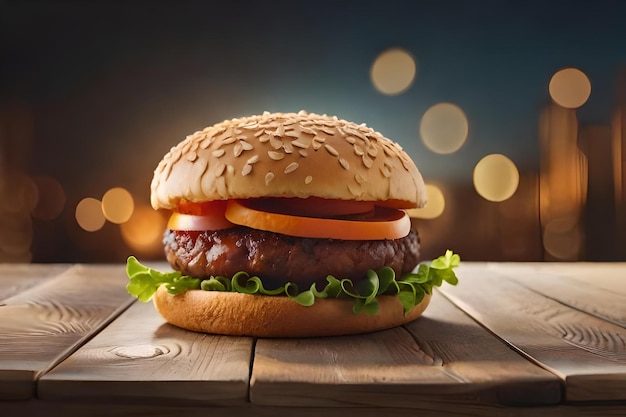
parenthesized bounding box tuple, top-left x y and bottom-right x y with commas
(126, 110, 459, 337)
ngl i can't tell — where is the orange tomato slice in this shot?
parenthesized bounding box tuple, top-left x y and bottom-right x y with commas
(168, 200, 235, 231)
(225, 199, 410, 240)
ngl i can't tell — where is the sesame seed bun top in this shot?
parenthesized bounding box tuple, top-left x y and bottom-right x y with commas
(150, 110, 427, 210)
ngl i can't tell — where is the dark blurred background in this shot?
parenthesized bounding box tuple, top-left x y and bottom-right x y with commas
(1, 0, 625, 264)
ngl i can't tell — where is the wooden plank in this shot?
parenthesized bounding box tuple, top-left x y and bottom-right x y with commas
(439, 263, 626, 402)
(405, 288, 561, 405)
(2, 400, 626, 417)
(250, 293, 561, 408)
(0, 264, 133, 400)
(0, 263, 72, 301)
(487, 262, 626, 296)
(39, 301, 253, 405)
(486, 263, 626, 328)
(559, 264, 626, 296)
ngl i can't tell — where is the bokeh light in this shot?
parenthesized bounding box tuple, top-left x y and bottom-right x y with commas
(101, 187, 134, 224)
(420, 103, 469, 154)
(0, 170, 36, 262)
(406, 184, 445, 219)
(549, 67, 591, 109)
(370, 47, 416, 95)
(75, 197, 106, 232)
(120, 205, 167, 257)
(543, 217, 583, 260)
(31, 176, 66, 220)
(473, 154, 520, 202)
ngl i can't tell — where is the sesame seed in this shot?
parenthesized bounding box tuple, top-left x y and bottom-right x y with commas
(353, 145, 364, 156)
(382, 144, 395, 157)
(215, 162, 226, 177)
(247, 155, 259, 164)
(348, 183, 361, 196)
(339, 158, 349, 170)
(301, 127, 317, 135)
(362, 155, 374, 168)
(200, 137, 213, 149)
(169, 148, 182, 163)
(221, 135, 237, 145)
(268, 151, 285, 160)
(284, 162, 299, 174)
(265, 172, 275, 185)
(291, 139, 309, 149)
(270, 136, 283, 149)
(212, 149, 225, 158)
(240, 140, 254, 151)
(400, 154, 413, 171)
(320, 126, 335, 135)
(186, 151, 198, 162)
(242, 164, 252, 176)
(241, 122, 259, 130)
(305, 175, 313, 184)
(324, 144, 339, 157)
(274, 124, 285, 136)
(299, 150, 308, 157)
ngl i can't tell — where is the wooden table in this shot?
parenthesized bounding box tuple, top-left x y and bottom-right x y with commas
(0, 262, 624, 416)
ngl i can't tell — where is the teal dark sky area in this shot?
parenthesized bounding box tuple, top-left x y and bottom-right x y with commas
(4, 0, 626, 190)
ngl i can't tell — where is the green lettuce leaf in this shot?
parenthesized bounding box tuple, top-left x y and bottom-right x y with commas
(126, 256, 200, 302)
(125, 250, 461, 316)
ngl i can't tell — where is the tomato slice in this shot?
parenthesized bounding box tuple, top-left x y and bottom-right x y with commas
(168, 200, 235, 231)
(225, 199, 410, 240)
(251, 197, 376, 218)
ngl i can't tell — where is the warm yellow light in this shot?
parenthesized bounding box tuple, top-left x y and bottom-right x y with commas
(420, 103, 468, 154)
(549, 68, 591, 109)
(102, 187, 134, 224)
(120, 205, 167, 256)
(370, 47, 416, 95)
(75, 197, 105, 232)
(543, 217, 583, 260)
(405, 184, 445, 219)
(473, 154, 520, 202)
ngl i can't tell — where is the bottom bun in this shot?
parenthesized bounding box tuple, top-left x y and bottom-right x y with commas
(152, 286, 431, 337)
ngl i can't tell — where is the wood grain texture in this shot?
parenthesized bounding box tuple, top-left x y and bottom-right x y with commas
(405, 289, 561, 405)
(250, 293, 560, 408)
(485, 262, 626, 327)
(0, 263, 72, 301)
(39, 301, 253, 405)
(501, 263, 626, 296)
(440, 263, 626, 402)
(0, 264, 133, 400)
